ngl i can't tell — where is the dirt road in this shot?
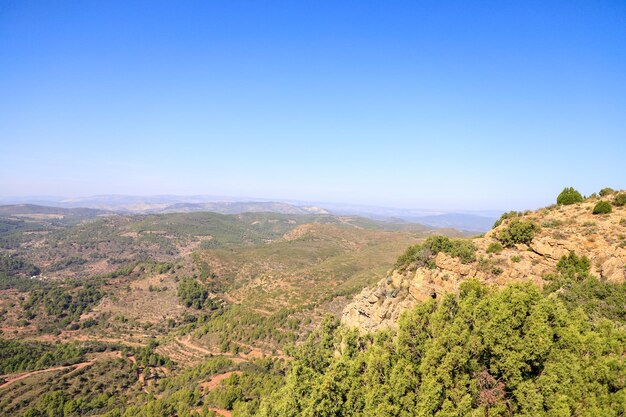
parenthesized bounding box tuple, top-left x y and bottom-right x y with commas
(0, 360, 94, 390)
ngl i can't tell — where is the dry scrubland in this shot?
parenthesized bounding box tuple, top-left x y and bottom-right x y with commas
(1, 189, 625, 416)
(0, 206, 456, 416)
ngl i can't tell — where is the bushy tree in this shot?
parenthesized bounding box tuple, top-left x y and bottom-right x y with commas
(177, 277, 213, 309)
(395, 236, 476, 271)
(556, 187, 583, 205)
(256, 281, 626, 417)
(593, 201, 612, 214)
(614, 193, 626, 207)
(497, 219, 540, 247)
(492, 211, 521, 228)
(599, 187, 615, 196)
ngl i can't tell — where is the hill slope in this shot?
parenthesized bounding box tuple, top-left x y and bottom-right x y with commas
(343, 193, 626, 331)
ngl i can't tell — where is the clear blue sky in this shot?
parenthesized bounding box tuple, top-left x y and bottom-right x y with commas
(1, 1, 625, 210)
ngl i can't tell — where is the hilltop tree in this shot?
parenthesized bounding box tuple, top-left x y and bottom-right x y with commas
(593, 201, 612, 214)
(556, 187, 583, 205)
(614, 193, 626, 207)
(599, 187, 615, 196)
(497, 219, 540, 247)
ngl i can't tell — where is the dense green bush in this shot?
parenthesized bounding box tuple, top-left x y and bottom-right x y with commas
(395, 236, 476, 271)
(593, 201, 612, 214)
(255, 281, 626, 417)
(556, 251, 591, 279)
(177, 278, 222, 313)
(614, 193, 626, 207)
(0, 254, 40, 277)
(545, 251, 626, 324)
(492, 211, 521, 228)
(177, 277, 211, 309)
(496, 219, 540, 247)
(599, 187, 615, 196)
(557, 187, 583, 205)
(0, 272, 44, 292)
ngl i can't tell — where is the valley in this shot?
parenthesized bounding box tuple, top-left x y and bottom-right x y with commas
(1, 188, 625, 416)
(0, 204, 459, 416)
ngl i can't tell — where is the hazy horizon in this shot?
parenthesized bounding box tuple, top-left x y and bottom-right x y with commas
(2, 1, 625, 210)
(0, 189, 606, 215)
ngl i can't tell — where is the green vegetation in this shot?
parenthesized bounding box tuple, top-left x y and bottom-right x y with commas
(557, 187, 584, 205)
(196, 305, 305, 351)
(0, 272, 44, 291)
(4, 357, 140, 417)
(599, 187, 615, 196)
(22, 282, 103, 330)
(205, 362, 285, 415)
(255, 282, 626, 417)
(485, 242, 502, 254)
(544, 251, 626, 324)
(614, 193, 626, 207)
(4, 201, 626, 417)
(131, 340, 172, 368)
(593, 200, 612, 214)
(496, 219, 540, 247)
(0, 254, 40, 276)
(177, 277, 219, 310)
(395, 236, 476, 271)
(492, 211, 521, 228)
(0, 338, 85, 374)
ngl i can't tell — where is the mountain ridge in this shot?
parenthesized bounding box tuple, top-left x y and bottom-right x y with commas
(342, 191, 626, 332)
(0, 195, 500, 232)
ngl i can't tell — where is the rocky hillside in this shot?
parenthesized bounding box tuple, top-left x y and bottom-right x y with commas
(342, 190, 626, 331)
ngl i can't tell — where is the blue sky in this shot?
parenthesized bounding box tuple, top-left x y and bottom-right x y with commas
(1, 1, 625, 210)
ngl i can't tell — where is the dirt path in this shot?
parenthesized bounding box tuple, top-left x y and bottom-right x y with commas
(0, 360, 94, 390)
(200, 371, 242, 392)
(173, 336, 248, 364)
(177, 335, 213, 355)
(208, 408, 232, 417)
(175, 335, 285, 364)
(0, 350, 121, 390)
(69, 334, 146, 347)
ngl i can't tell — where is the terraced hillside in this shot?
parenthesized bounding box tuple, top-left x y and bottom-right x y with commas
(0, 203, 471, 416)
(0, 203, 467, 405)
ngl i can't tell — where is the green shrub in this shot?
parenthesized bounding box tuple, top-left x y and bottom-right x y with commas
(256, 282, 626, 417)
(614, 193, 626, 207)
(592, 201, 612, 215)
(557, 187, 583, 205)
(486, 242, 503, 254)
(599, 187, 615, 197)
(511, 255, 521, 263)
(497, 219, 540, 247)
(492, 211, 521, 228)
(177, 277, 218, 310)
(395, 236, 476, 271)
(556, 251, 591, 280)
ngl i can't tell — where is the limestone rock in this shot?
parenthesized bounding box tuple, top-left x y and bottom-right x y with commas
(342, 196, 626, 332)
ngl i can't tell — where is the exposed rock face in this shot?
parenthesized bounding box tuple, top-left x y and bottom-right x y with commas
(342, 196, 626, 331)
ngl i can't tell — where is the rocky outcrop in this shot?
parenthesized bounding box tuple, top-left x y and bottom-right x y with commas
(342, 196, 626, 331)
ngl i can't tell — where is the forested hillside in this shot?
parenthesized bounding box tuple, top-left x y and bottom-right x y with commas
(1, 188, 625, 417)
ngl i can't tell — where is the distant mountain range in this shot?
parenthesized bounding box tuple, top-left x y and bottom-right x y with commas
(0, 195, 499, 232)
